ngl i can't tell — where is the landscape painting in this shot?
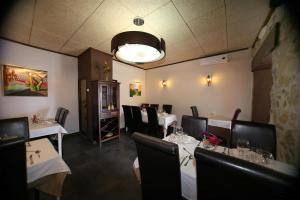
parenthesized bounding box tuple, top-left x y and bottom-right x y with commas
(2, 64, 48, 96)
(129, 83, 141, 97)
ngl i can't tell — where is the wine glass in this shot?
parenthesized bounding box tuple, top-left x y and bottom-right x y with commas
(236, 139, 250, 159)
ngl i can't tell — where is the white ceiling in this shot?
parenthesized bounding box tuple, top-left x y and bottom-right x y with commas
(0, 0, 270, 69)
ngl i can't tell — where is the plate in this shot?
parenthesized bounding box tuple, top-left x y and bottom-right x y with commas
(106, 132, 113, 137)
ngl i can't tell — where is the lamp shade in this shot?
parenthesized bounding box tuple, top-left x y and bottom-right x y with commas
(111, 31, 165, 64)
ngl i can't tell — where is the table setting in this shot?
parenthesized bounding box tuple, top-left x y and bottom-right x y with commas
(141, 110, 177, 137)
(133, 129, 297, 200)
(26, 138, 71, 198)
(28, 114, 68, 156)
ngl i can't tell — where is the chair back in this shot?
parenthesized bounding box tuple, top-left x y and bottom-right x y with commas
(181, 115, 207, 140)
(132, 106, 143, 132)
(57, 108, 69, 127)
(55, 107, 63, 122)
(190, 106, 199, 117)
(150, 104, 159, 111)
(132, 133, 182, 200)
(122, 105, 133, 133)
(231, 120, 276, 158)
(0, 117, 29, 140)
(162, 104, 173, 114)
(0, 137, 28, 200)
(146, 107, 162, 138)
(194, 147, 297, 199)
(232, 108, 242, 120)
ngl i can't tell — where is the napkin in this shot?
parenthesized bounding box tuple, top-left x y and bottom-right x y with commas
(202, 131, 221, 145)
(208, 135, 221, 145)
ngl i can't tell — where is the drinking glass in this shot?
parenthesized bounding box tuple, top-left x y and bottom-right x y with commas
(176, 126, 183, 144)
(255, 149, 274, 164)
(236, 139, 250, 159)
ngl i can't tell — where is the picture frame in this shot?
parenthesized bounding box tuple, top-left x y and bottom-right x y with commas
(2, 64, 48, 96)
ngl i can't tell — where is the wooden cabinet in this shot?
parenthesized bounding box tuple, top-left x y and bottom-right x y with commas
(78, 48, 113, 81)
(78, 48, 120, 147)
(91, 81, 120, 147)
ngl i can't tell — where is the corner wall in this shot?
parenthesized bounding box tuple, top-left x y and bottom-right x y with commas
(113, 60, 146, 128)
(145, 49, 253, 125)
(0, 39, 79, 133)
(253, 5, 300, 165)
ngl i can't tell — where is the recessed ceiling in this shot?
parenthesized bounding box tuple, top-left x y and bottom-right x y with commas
(0, 0, 270, 69)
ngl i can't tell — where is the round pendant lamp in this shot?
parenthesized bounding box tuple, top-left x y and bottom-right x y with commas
(111, 31, 166, 64)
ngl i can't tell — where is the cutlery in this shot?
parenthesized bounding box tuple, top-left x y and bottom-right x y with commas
(184, 155, 193, 166)
(180, 155, 188, 166)
(29, 154, 34, 165)
(183, 147, 193, 157)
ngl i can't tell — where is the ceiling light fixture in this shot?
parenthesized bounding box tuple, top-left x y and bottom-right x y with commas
(111, 18, 165, 64)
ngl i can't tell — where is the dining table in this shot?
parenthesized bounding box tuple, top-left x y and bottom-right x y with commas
(26, 138, 71, 199)
(29, 119, 67, 156)
(207, 114, 232, 129)
(133, 133, 298, 200)
(141, 110, 177, 137)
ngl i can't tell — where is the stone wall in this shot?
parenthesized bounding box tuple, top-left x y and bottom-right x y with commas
(253, 5, 300, 165)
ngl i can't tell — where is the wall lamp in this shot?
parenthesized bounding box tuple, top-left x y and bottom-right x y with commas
(207, 75, 212, 86)
(162, 80, 167, 87)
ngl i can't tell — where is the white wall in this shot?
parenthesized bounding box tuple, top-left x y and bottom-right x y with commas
(113, 60, 146, 128)
(0, 39, 79, 133)
(145, 49, 253, 124)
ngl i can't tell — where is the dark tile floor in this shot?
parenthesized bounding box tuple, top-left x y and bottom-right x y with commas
(38, 133, 142, 200)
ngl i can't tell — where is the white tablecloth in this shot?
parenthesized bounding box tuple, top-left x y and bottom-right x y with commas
(207, 115, 231, 129)
(141, 111, 177, 137)
(29, 120, 67, 156)
(133, 134, 298, 200)
(26, 138, 71, 183)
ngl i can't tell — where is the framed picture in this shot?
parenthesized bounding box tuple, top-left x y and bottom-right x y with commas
(129, 83, 141, 97)
(2, 64, 48, 96)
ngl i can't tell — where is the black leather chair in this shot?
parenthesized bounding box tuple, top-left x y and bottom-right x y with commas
(232, 108, 242, 120)
(55, 107, 63, 122)
(57, 108, 69, 127)
(230, 120, 276, 158)
(162, 104, 173, 114)
(132, 106, 146, 133)
(181, 115, 207, 140)
(122, 105, 133, 133)
(132, 133, 182, 200)
(146, 107, 164, 138)
(194, 147, 298, 199)
(150, 104, 159, 111)
(0, 137, 28, 200)
(0, 117, 29, 140)
(190, 106, 199, 118)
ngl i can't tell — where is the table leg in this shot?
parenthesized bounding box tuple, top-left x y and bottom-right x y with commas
(163, 128, 167, 138)
(58, 133, 62, 156)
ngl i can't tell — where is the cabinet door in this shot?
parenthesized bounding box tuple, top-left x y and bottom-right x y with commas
(101, 84, 109, 111)
(111, 84, 118, 110)
(79, 80, 88, 135)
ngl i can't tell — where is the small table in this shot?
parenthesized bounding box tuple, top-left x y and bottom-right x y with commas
(29, 120, 67, 156)
(141, 111, 177, 137)
(27, 138, 71, 198)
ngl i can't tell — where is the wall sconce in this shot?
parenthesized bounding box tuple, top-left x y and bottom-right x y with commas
(162, 80, 167, 87)
(207, 75, 212, 86)
(134, 81, 140, 90)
